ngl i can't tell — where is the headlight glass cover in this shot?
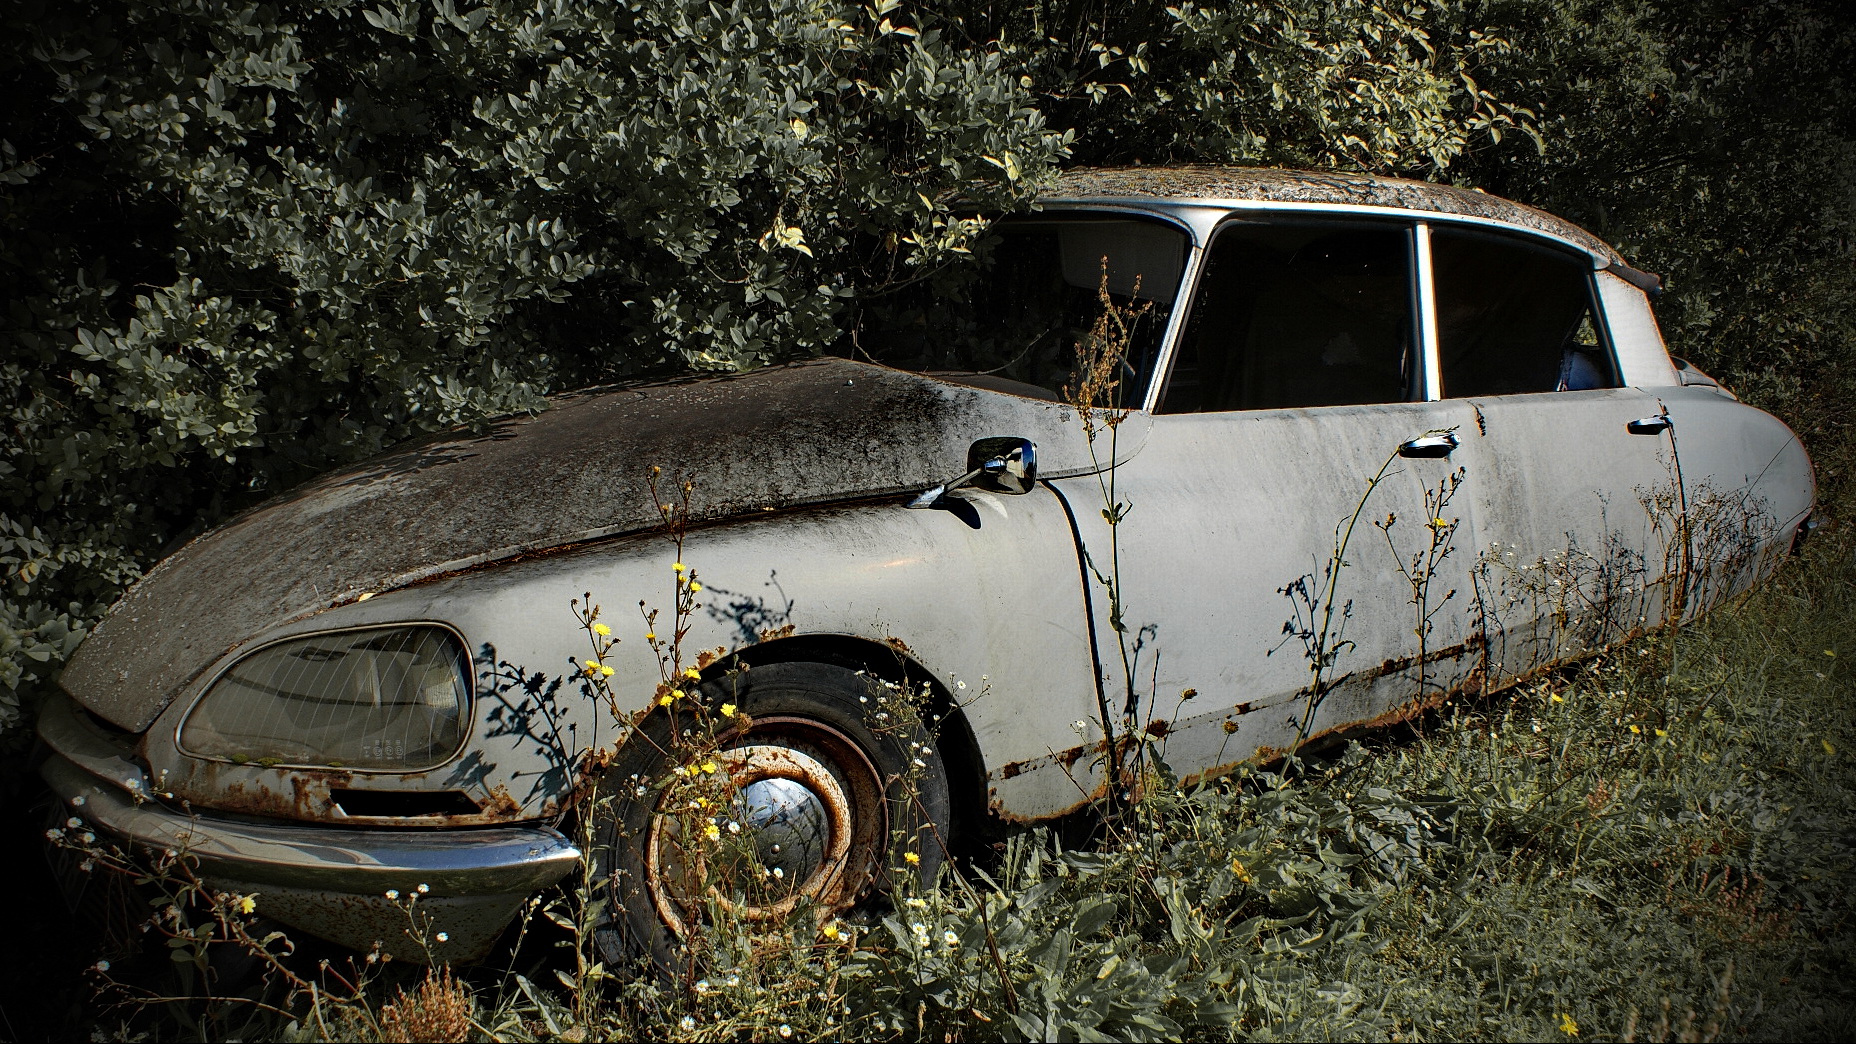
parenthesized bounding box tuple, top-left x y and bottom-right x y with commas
(180, 626, 470, 771)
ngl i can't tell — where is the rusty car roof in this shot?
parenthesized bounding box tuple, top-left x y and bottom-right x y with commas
(1047, 166, 1622, 264)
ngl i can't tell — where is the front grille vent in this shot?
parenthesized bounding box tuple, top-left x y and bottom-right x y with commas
(331, 789, 480, 818)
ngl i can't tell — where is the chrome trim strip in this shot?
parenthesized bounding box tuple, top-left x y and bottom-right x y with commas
(1048, 197, 1612, 267)
(1143, 240, 1206, 413)
(1031, 202, 1201, 414)
(1414, 222, 1443, 401)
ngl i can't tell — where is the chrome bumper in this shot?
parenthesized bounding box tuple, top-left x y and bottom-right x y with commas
(40, 704, 581, 962)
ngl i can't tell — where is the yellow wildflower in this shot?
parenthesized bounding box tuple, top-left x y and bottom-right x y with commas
(683, 667, 702, 680)
(658, 693, 674, 706)
(1558, 1012, 1579, 1036)
(1550, 693, 1564, 703)
(670, 688, 685, 701)
(699, 760, 717, 775)
(703, 822, 720, 841)
(689, 581, 702, 592)
(1654, 728, 1667, 738)
(645, 632, 656, 641)
(582, 660, 600, 677)
(593, 622, 611, 637)
(238, 895, 257, 915)
(599, 664, 614, 678)
(903, 851, 920, 865)
(822, 923, 842, 941)
(1431, 517, 1449, 528)
(1629, 724, 1641, 734)
(673, 562, 686, 572)
(720, 702, 738, 718)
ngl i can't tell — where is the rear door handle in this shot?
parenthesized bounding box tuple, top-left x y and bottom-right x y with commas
(1627, 415, 1672, 435)
(1397, 432, 1458, 458)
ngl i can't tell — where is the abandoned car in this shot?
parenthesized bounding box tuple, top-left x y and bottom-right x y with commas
(42, 167, 1814, 962)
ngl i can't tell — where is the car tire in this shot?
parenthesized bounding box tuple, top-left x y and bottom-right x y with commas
(592, 660, 951, 972)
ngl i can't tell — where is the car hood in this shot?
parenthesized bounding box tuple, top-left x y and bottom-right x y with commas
(63, 359, 1141, 732)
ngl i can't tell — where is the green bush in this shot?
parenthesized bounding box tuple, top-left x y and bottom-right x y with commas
(0, 0, 1072, 731)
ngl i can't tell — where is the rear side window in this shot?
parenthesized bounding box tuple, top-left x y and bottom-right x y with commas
(1160, 219, 1418, 413)
(1432, 228, 1617, 397)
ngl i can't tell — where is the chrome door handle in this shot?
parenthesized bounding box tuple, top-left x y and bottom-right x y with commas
(1397, 432, 1458, 458)
(1627, 415, 1672, 435)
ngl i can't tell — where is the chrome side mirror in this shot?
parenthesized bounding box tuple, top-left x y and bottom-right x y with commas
(966, 436, 1036, 495)
(906, 437, 1037, 509)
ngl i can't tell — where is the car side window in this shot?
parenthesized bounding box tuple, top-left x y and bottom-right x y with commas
(1160, 219, 1418, 413)
(845, 214, 1185, 406)
(1432, 227, 1618, 397)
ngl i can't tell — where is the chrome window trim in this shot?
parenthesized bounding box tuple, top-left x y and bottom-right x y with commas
(1423, 221, 1628, 399)
(1414, 221, 1443, 401)
(1147, 208, 1431, 413)
(1020, 203, 1200, 414)
(1048, 197, 1611, 267)
(173, 620, 477, 775)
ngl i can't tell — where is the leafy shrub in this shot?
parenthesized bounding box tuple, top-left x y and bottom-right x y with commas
(0, 0, 1068, 734)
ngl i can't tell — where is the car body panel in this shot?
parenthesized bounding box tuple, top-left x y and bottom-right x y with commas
(1658, 386, 1815, 610)
(1049, 400, 1487, 789)
(1456, 387, 1685, 682)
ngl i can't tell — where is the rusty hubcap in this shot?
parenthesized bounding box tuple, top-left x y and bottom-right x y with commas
(645, 717, 885, 934)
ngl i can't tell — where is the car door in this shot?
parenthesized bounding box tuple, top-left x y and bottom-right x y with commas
(1430, 225, 1681, 683)
(1049, 213, 1483, 785)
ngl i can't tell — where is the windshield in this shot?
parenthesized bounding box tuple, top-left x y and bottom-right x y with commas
(843, 214, 1188, 406)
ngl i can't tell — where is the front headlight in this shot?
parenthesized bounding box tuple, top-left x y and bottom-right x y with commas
(180, 625, 470, 771)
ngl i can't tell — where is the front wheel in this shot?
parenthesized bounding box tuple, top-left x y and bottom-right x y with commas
(594, 661, 950, 970)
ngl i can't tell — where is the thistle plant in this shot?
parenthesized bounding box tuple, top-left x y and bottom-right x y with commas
(1063, 264, 1156, 799)
(1374, 463, 1466, 706)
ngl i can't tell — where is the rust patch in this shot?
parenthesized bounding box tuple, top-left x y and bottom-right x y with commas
(1362, 636, 1484, 684)
(481, 784, 522, 819)
(987, 779, 1110, 826)
(757, 623, 797, 642)
(997, 738, 1100, 781)
(207, 771, 341, 820)
(883, 636, 915, 658)
(182, 759, 539, 826)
